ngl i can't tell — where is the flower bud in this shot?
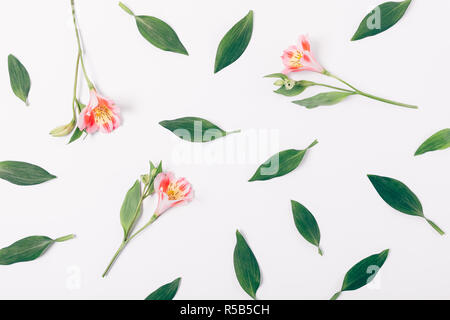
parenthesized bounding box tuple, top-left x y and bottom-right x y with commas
(50, 120, 76, 137)
(141, 174, 150, 185)
(273, 79, 285, 86)
(284, 79, 296, 90)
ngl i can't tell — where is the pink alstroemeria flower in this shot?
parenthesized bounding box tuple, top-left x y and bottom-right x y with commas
(78, 89, 120, 134)
(154, 172, 194, 216)
(282, 35, 324, 74)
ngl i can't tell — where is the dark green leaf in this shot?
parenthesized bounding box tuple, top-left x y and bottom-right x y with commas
(293, 92, 354, 109)
(214, 10, 253, 73)
(415, 129, 450, 156)
(249, 140, 318, 182)
(233, 230, 260, 299)
(368, 174, 444, 235)
(159, 117, 239, 143)
(68, 128, 85, 144)
(351, 0, 411, 41)
(120, 180, 142, 239)
(331, 250, 389, 299)
(0, 234, 74, 265)
(0, 161, 56, 186)
(145, 277, 181, 300)
(8, 54, 31, 105)
(275, 81, 314, 97)
(291, 200, 322, 255)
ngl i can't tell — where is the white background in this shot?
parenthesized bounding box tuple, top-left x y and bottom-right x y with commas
(0, 0, 449, 300)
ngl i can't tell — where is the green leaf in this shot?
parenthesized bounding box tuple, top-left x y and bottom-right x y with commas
(214, 10, 254, 73)
(293, 92, 354, 109)
(0, 161, 56, 186)
(68, 128, 85, 144)
(291, 200, 322, 255)
(415, 129, 450, 156)
(148, 161, 163, 194)
(233, 230, 260, 299)
(120, 180, 142, 239)
(8, 54, 31, 105)
(119, 3, 188, 55)
(264, 73, 288, 80)
(159, 117, 239, 143)
(249, 140, 318, 182)
(275, 81, 314, 97)
(331, 250, 389, 299)
(368, 174, 444, 235)
(0, 234, 74, 265)
(351, 0, 411, 41)
(145, 277, 181, 300)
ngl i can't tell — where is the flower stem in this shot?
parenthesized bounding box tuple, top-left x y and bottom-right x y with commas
(330, 291, 341, 300)
(426, 219, 445, 236)
(323, 70, 418, 109)
(71, 0, 94, 90)
(71, 51, 81, 119)
(226, 129, 241, 135)
(55, 234, 76, 242)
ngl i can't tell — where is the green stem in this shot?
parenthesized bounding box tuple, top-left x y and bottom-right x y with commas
(426, 219, 445, 236)
(330, 291, 341, 300)
(318, 246, 323, 256)
(323, 70, 418, 109)
(314, 83, 354, 93)
(55, 234, 76, 242)
(71, 0, 94, 90)
(127, 214, 159, 243)
(226, 129, 241, 135)
(71, 52, 81, 119)
(119, 2, 135, 16)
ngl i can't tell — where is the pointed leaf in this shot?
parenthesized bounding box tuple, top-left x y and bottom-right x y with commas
(291, 200, 322, 255)
(233, 230, 260, 299)
(249, 140, 318, 182)
(275, 81, 314, 97)
(351, 0, 411, 41)
(68, 128, 85, 144)
(293, 92, 354, 109)
(145, 277, 181, 300)
(159, 117, 239, 143)
(8, 54, 31, 105)
(120, 180, 142, 239)
(214, 10, 253, 73)
(415, 129, 450, 156)
(0, 161, 56, 186)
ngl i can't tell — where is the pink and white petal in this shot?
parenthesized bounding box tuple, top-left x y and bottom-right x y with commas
(298, 35, 311, 52)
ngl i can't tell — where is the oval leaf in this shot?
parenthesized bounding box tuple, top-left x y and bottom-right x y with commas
(159, 117, 239, 143)
(120, 180, 142, 239)
(291, 200, 322, 255)
(249, 140, 318, 182)
(8, 54, 31, 105)
(0, 161, 56, 186)
(293, 92, 354, 109)
(214, 10, 253, 73)
(145, 277, 181, 300)
(415, 129, 450, 156)
(233, 230, 260, 299)
(275, 81, 313, 97)
(331, 249, 389, 299)
(368, 174, 444, 235)
(0, 234, 74, 265)
(351, 0, 411, 41)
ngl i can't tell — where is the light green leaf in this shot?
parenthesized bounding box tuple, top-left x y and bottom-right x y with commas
(415, 129, 450, 156)
(233, 230, 260, 299)
(159, 117, 239, 143)
(351, 0, 411, 41)
(0, 161, 56, 186)
(8, 54, 31, 105)
(120, 180, 142, 239)
(291, 200, 322, 255)
(275, 81, 315, 97)
(331, 250, 389, 300)
(0, 234, 74, 265)
(368, 174, 444, 235)
(249, 140, 318, 182)
(293, 92, 354, 109)
(145, 278, 181, 300)
(214, 10, 253, 73)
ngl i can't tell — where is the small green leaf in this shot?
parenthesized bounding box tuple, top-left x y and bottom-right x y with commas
(8, 54, 31, 105)
(145, 277, 181, 300)
(0, 234, 74, 265)
(331, 250, 389, 299)
(233, 230, 260, 299)
(293, 92, 354, 109)
(291, 200, 322, 255)
(249, 140, 318, 182)
(264, 73, 288, 80)
(415, 129, 450, 156)
(351, 0, 411, 41)
(159, 117, 239, 143)
(148, 161, 163, 194)
(0, 161, 56, 186)
(68, 128, 85, 144)
(275, 81, 314, 97)
(120, 3, 188, 55)
(120, 180, 142, 240)
(368, 174, 444, 235)
(214, 10, 254, 73)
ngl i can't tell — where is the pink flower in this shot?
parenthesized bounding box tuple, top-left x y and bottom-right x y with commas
(281, 35, 324, 74)
(154, 172, 194, 216)
(78, 89, 120, 134)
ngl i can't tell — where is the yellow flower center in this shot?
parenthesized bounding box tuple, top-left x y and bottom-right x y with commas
(166, 182, 185, 200)
(94, 105, 113, 125)
(289, 50, 303, 68)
